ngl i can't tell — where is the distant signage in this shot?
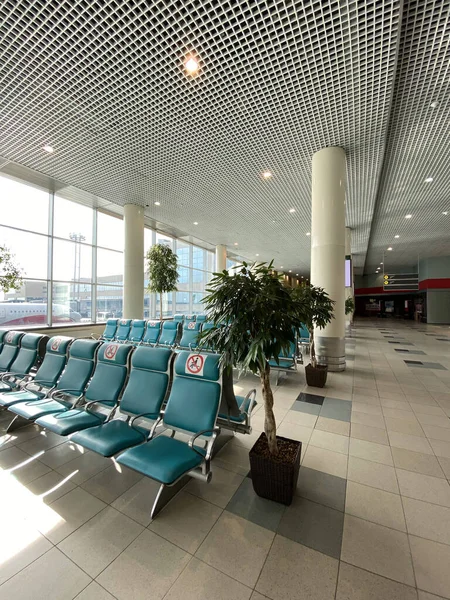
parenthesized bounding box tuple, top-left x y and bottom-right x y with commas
(383, 273, 418, 291)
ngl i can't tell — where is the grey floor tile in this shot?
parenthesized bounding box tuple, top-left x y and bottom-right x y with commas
(320, 398, 352, 422)
(74, 582, 116, 600)
(81, 463, 143, 504)
(296, 465, 347, 511)
(336, 562, 418, 600)
(277, 496, 344, 559)
(410, 535, 450, 598)
(291, 400, 322, 416)
(226, 477, 285, 532)
(55, 450, 111, 484)
(403, 496, 450, 545)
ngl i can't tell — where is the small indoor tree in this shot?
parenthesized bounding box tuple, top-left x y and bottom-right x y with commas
(345, 296, 355, 317)
(199, 261, 305, 456)
(146, 244, 178, 318)
(0, 245, 23, 293)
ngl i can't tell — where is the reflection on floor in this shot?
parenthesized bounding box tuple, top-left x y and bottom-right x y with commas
(1, 318, 450, 599)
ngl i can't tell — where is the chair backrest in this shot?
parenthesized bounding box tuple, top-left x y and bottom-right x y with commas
(158, 321, 180, 346)
(299, 324, 310, 340)
(115, 319, 132, 342)
(0, 329, 8, 354)
(178, 321, 201, 349)
(163, 351, 222, 436)
(196, 315, 207, 323)
(119, 347, 172, 417)
(220, 368, 243, 419)
(128, 319, 145, 343)
(185, 314, 196, 323)
(173, 314, 184, 323)
(0, 331, 24, 372)
(84, 342, 132, 404)
(101, 319, 118, 341)
(56, 339, 101, 395)
(199, 321, 216, 351)
(142, 321, 162, 345)
(8, 333, 46, 376)
(34, 336, 72, 387)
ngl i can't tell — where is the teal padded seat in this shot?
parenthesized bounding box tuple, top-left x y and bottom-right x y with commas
(268, 337, 297, 370)
(178, 321, 201, 350)
(0, 333, 46, 392)
(185, 315, 196, 323)
(299, 323, 310, 342)
(115, 319, 132, 342)
(9, 338, 101, 421)
(198, 321, 216, 351)
(0, 336, 71, 408)
(35, 342, 132, 434)
(142, 321, 162, 346)
(196, 315, 207, 323)
(218, 368, 257, 429)
(0, 331, 24, 373)
(158, 321, 180, 347)
(117, 351, 222, 485)
(70, 346, 172, 454)
(0, 329, 9, 354)
(100, 318, 118, 341)
(173, 314, 184, 323)
(128, 319, 145, 344)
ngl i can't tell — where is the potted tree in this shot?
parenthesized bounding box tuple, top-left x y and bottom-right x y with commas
(345, 296, 355, 325)
(146, 243, 178, 318)
(292, 285, 334, 388)
(0, 245, 23, 292)
(199, 261, 306, 505)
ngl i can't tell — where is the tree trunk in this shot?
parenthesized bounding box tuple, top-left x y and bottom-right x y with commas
(160, 292, 163, 319)
(260, 363, 278, 455)
(310, 329, 316, 368)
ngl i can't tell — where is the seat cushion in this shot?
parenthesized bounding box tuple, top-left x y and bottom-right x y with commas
(0, 381, 18, 393)
(116, 434, 205, 485)
(9, 398, 70, 420)
(71, 420, 147, 457)
(36, 409, 107, 436)
(268, 358, 295, 369)
(0, 389, 45, 407)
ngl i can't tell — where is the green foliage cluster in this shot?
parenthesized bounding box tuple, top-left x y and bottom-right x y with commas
(345, 296, 355, 315)
(0, 245, 23, 293)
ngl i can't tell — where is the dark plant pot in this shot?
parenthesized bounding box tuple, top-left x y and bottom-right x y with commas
(305, 363, 328, 388)
(249, 433, 302, 505)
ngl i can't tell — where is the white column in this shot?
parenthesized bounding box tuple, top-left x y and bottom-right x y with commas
(311, 147, 346, 371)
(215, 244, 227, 272)
(123, 204, 144, 319)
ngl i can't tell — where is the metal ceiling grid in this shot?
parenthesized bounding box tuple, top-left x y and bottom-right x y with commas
(0, 0, 402, 274)
(366, 0, 450, 272)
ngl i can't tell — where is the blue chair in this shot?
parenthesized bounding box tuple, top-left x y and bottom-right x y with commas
(0, 331, 24, 374)
(116, 351, 222, 520)
(0, 329, 9, 354)
(268, 333, 300, 385)
(0, 336, 72, 409)
(157, 321, 180, 347)
(196, 315, 207, 323)
(35, 342, 133, 436)
(173, 314, 184, 324)
(0, 333, 47, 393)
(6, 339, 102, 428)
(185, 315, 196, 323)
(177, 321, 201, 350)
(142, 321, 162, 346)
(70, 347, 173, 455)
(98, 319, 118, 341)
(115, 319, 132, 342)
(218, 369, 257, 434)
(198, 321, 216, 352)
(128, 319, 146, 344)
(299, 323, 310, 352)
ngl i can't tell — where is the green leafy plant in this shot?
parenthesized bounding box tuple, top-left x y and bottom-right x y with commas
(0, 245, 23, 293)
(291, 285, 335, 368)
(345, 296, 355, 315)
(199, 261, 306, 455)
(146, 243, 178, 318)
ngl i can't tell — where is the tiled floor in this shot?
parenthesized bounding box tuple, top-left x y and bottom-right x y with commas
(1, 319, 450, 599)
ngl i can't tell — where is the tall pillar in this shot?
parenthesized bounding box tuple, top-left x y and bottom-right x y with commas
(311, 147, 346, 371)
(123, 204, 144, 318)
(215, 244, 227, 272)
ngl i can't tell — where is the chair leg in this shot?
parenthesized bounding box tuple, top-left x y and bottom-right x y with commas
(6, 415, 31, 433)
(150, 476, 190, 521)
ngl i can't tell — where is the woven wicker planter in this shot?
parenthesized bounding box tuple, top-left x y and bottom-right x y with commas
(305, 363, 328, 388)
(249, 433, 302, 505)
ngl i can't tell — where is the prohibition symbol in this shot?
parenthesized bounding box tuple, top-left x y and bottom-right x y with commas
(186, 354, 204, 375)
(188, 321, 196, 330)
(105, 344, 118, 360)
(51, 338, 61, 351)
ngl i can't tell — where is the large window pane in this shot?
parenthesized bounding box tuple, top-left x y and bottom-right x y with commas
(192, 246, 205, 270)
(175, 291, 190, 313)
(206, 250, 215, 273)
(53, 239, 92, 282)
(0, 226, 48, 280)
(97, 248, 123, 282)
(53, 282, 90, 322)
(0, 175, 49, 234)
(193, 292, 205, 314)
(157, 292, 173, 318)
(97, 212, 124, 250)
(176, 241, 190, 267)
(144, 227, 153, 253)
(54, 197, 93, 243)
(96, 286, 123, 320)
(0, 280, 48, 326)
(156, 232, 173, 249)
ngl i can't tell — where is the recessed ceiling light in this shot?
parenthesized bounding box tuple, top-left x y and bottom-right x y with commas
(193, 222, 198, 225)
(184, 56, 199, 74)
(42, 144, 54, 153)
(301, 276, 304, 278)
(289, 270, 292, 273)
(306, 232, 311, 236)
(256, 253, 260, 256)
(289, 208, 296, 213)
(443, 211, 448, 216)
(425, 177, 433, 183)
(387, 247, 393, 251)
(296, 273, 299, 276)
(262, 171, 273, 179)
(380, 262, 383, 265)
(154, 201, 160, 206)
(234, 242, 238, 246)
(394, 235, 399, 238)
(430, 101, 439, 108)
(280, 266, 283, 269)
(405, 214, 412, 219)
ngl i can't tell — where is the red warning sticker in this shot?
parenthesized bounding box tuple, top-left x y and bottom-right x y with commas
(186, 353, 205, 376)
(104, 344, 119, 361)
(51, 338, 61, 351)
(6, 332, 14, 343)
(188, 322, 196, 330)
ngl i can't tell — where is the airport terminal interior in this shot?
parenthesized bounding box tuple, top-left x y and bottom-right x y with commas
(1, 1, 450, 599)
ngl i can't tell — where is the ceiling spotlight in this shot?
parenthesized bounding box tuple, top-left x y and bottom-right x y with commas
(262, 171, 272, 179)
(306, 232, 311, 236)
(430, 101, 439, 108)
(256, 253, 260, 256)
(234, 242, 238, 246)
(296, 273, 299, 276)
(425, 177, 433, 183)
(405, 214, 412, 219)
(443, 211, 448, 216)
(394, 235, 399, 238)
(184, 56, 199, 74)
(387, 247, 393, 251)
(280, 266, 284, 269)
(154, 201, 160, 206)
(193, 221, 198, 225)
(380, 262, 383, 265)
(42, 144, 54, 153)
(289, 208, 296, 213)
(289, 270, 292, 273)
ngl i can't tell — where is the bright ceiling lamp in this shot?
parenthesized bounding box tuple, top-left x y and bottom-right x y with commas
(262, 171, 272, 179)
(425, 177, 433, 183)
(405, 214, 412, 219)
(154, 201, 160, 206)
(289, 208, 295, 213)
(395, 235, 399, 238)
(387, 247, 393, 251)
(184, 55, 199, 75)
(306, 232, 311, 236)
(43, 144, 54, 153)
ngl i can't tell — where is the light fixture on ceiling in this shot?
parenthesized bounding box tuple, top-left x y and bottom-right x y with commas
(289, 270, 292, 273)
(154, 201, 160, 206)
(301, 276, 304, 278)
(380, 262, 383, 265)
(42, 144, 54, 153)
(405, 214, 412, 219)
(306, 232, 311, 236)
(443, 211, 448, 216)
(262, 171, 273, 179)
(184, 55, 199, 75)
(289, 208, 296, 213)
(234, 242, 238, 246)
(387, 247, 393, 251)
(296, 273, 299, 276)
(193, 221, 198, 225)
(430, 101, 439, 108)
(395, 235, 399, 238)
(256, 253, 260, 256)
(280, 266, 283, 269)
(425, 177, 433, 183)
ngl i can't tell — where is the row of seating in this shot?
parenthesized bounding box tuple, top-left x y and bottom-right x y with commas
(0, 329, 49, 391)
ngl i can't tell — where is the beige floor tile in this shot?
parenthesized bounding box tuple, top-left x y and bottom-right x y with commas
(422, 425, 450, 443)
(74, 582, 116, 600)
(256, 534, 338, 600)
(276, 421, 313, 444)
(17, 431, 66, 456)
(0, 547, 91, 600)
(58, 506, 144, 577)
(392, 447, 446, 478)
(438, 456, 450, 479)
(341, 515, 415, 586)
(351, 411, 386, 430)
(417, 591, 448, 600)
(380, 398, 411, 410)
(282, 410, 318, 428)
(349, 438, 393, 466)
(352, 403, 383, 416)
(385, 417, 425, 437)
(336, 562, 417, 600)
(97, 529, 190, 600)
(302, 444, 348, 478)
(315, 416, 350, 436)
(38, 440, 88, 469)
(351, 423, 389, 445)
(309, 429, 349, 455)
(345, 481, 406, 531)
(196, 512, 274, 587)
(55, 450, 111, 484)
(396, 469, 450, 507)
(111, 477, 161, 526)
(403, 497, 450, 545)
(383, 408, 418, 422)
(81, 463, 143, 504)
(410, 404, 447, 417)
(164, 557, 252, 600)
(354, 387, 379, 398)
(185, 464, 244, 508)
(416, 413, 450, 428)
(347, 455, 399, 493)
(24, 470, 77, 504)
(215, 443, 251, 475)
(250, 593, 269, 600)
(388, 431, 434, 455)
(429, 439, 450, 459)
(410, 535, 450, 598)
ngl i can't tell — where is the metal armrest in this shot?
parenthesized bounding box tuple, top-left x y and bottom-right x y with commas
(84, 398, 114, 413)
(241, 388, 257, 416)
(127, 412, 158, 439)
(189, 427, 220, 459)
(48, 389, 83, 404)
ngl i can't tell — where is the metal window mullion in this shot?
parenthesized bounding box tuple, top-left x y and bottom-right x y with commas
(151, 229, 156, 319)
(92, 208, 98, 323)
(189, 245, 194, 314)
(47, 190, 54, 327)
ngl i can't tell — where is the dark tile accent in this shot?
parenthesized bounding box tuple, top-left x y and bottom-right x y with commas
(320, 398, 352, 423)
(395, 349, 410, 353)
(277, 496, 344, 559)
(421, 362, 448, 371)
(437, 338, 450, 342)
(226, 477, 285, 532)
(296, 392, 325, 406)
(389, 341, 413, 346)
(404, 360, 423, 365)
(291, 401, 321, 416)
(296, 467, 347, 512)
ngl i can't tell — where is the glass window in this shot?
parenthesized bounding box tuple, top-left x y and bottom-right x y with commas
(156, 292, 173, 318)
(192, 246, 205, 270)
(144, 227, 153, 253)
(206, 250, 215, 273)
(0, 226, 48, 280)
(97, 248, 123, 282)
(193, 292, 205, 314)
(156, 232, 173, 249)
(0, 280, 48, 326)
(54, 197, 93, 243)
(0, 175, 49, 234)
(53, 239, 92, 282)
(178, 267, 189, 286)
(176, 291, 190, 313)
(97, 212, 124, 250)
(53, 282, 91, 322)
(192, 269, 207, 285)
(96, 285, 123, 320)
(176, 241, 190, 267)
